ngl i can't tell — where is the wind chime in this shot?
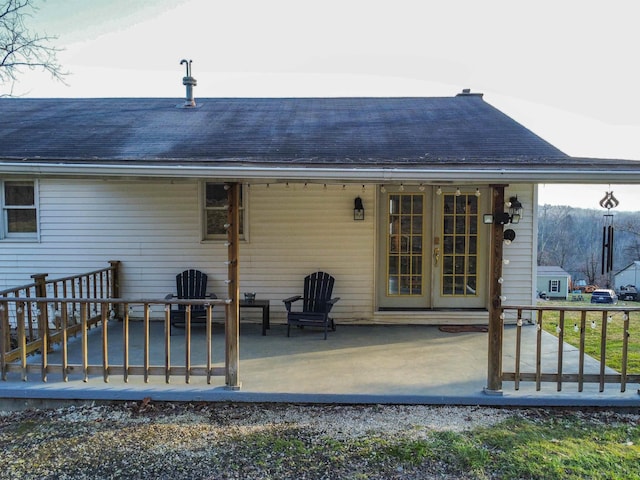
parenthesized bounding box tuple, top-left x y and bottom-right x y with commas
(599, 189, 619, 282)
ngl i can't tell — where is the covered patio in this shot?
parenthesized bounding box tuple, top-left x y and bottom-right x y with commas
(1, 319, 637, 408)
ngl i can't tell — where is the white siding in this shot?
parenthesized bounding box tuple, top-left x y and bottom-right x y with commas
(502, 184, 536, 322)
(0, 178, 537, 324)
(0, 179, 375, 323)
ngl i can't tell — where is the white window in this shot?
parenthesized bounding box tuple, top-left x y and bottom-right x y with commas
(549, 280, 561, 293)
(203, 182, 245, 240)
(1, 180, 38, 240)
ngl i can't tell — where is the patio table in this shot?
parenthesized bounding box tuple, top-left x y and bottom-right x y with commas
(240, 299, 270, 335)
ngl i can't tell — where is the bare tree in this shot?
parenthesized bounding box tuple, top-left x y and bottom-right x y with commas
(0, 0, 66, 95)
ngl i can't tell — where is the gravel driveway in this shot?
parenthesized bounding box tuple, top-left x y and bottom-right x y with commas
(1, 401, 637, 479)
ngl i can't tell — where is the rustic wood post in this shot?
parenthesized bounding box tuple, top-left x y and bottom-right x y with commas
(31, 273, 50, 380)
(108, 261, 121, 319)
(0, 299, 7, 380)
(485, 185, 505, 394)
(225, 182, 241, 389)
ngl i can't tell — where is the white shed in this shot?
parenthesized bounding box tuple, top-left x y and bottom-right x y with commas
(614, 261, 640, 290)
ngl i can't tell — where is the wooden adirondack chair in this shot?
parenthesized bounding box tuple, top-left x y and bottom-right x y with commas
(165, 269, 216, 334)
(283, 271, 339, 339)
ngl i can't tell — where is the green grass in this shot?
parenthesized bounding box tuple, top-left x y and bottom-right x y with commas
(2, 405, 639, 479)
(219, 415, 640, 479)
(538, 298, 640, 373)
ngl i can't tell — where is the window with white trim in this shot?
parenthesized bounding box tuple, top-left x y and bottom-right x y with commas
(203, 182, 245, 240)
(549, 280, 561, 293)
(1, 180, 38, 239)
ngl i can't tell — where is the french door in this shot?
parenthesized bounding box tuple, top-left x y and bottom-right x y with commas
(377, 187, 488, 310)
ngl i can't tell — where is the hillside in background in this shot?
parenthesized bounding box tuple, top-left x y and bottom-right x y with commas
(537, 204, 640, 287)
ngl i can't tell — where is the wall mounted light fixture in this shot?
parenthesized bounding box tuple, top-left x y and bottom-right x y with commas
(354, 197, 365, 220)
(483, 196, 524, 225)
(507, 196, 523, 224)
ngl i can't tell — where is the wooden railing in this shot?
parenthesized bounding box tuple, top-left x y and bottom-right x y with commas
(0, 297, 231, 384)
(0, 262, 120, 364)
(502, 305, 640, 392)
(0, 297, 229, 383)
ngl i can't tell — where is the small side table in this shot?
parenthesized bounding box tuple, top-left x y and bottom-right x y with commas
(239, 299, 270, 335)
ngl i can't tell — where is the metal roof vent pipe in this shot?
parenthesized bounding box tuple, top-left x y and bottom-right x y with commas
(180, 59, 197, 108)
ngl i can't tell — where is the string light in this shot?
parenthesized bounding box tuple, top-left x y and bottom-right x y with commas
(455, 187, 461, 196)
(436, 186, 442, 195)
(475, 188, 481, 197)
(574, 323, 579, 332)
(380, 185, 386, 193)
(418, 184, 425, 191)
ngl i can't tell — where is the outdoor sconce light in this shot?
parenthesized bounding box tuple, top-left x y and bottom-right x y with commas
(482, 197, 524, 225)
(507, 196, 523, 224)
(483, 212, 511, 225)
(354, 197, 365, 221)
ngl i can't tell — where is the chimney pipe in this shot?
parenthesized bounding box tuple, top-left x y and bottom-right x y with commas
(180, 59, 197, 107)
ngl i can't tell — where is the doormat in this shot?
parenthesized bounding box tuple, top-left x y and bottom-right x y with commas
(439, 325, 488, 333)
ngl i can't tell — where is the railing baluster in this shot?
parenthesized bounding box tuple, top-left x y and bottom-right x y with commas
(0, 301, 5, 380)
(599, 310, 608, 392)
(61, 302, 69, 382)
(39, 300, 48, 383)
(206, 304, 213, 384)
(101, 306, 109, 383)
(81, 303, 89, 382)
(143, 303, 150, 383)
(185, 306, 191, 384)
(514, 308, 522, 390)
(556, 310, 565, 391)
(17, 302, 27, 381)
(535, 309, 543, 391)
(621, 310, 630, 392)
(578, 310, 586, 392)
(164, 304, 171, 384)
(123, 303, 130, 383)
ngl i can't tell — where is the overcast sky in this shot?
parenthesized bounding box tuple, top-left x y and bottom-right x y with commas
(12, 0, 640, 210)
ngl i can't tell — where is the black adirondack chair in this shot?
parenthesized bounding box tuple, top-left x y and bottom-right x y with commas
(283, 271, 339, 339)
(165, 269, 216, 334)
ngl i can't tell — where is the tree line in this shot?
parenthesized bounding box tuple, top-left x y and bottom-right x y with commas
(538, 204, 640, 287)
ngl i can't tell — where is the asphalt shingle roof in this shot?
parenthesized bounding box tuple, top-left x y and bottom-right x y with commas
(0, 95, 568, 164)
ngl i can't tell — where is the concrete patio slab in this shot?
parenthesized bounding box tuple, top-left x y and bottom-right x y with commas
(1, 321, 638, 408)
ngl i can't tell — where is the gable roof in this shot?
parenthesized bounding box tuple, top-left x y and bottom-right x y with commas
(1, 94, 640, 183)
(537, 266, 571, 277)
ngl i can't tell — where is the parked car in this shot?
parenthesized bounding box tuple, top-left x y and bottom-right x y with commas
(617, 285, 638, 301)
(590, 289, 618, 304)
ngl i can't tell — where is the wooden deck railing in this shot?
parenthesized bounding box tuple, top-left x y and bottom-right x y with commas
(0, 262, 121, 364)
(502, 305, 640, 392)
(0, 297, 231, 384)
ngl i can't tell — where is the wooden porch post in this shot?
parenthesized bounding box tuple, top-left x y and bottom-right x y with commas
(485, 185, 505, 394)
(31, 273, 49, 381)
(108, 260, 121, 318)
(225, 182, 241, 389)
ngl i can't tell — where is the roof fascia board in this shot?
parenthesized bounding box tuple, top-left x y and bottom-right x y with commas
(2, 162, 640, 184)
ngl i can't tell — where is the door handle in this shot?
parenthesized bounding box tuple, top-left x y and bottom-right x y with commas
(433, 247, 440, 266)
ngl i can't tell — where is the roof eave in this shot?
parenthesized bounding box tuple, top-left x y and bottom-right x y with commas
(2, 161, 640, 184)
